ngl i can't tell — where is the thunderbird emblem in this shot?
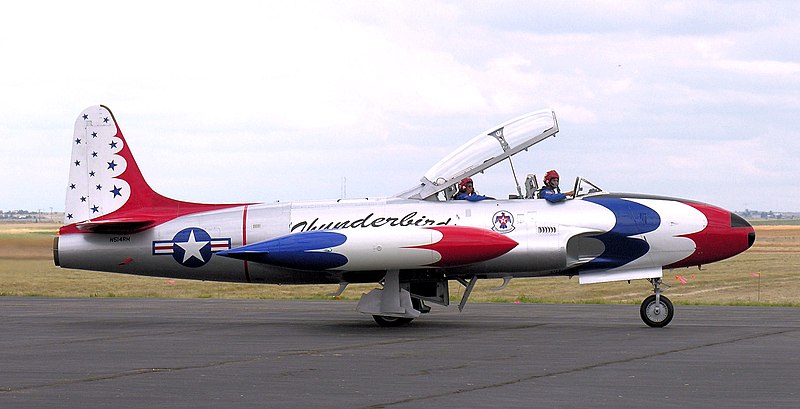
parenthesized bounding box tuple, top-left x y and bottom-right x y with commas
(492, 211, 515, 233)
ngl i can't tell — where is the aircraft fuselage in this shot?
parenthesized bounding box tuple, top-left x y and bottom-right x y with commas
(54, 105, 756, 327)
(56, 194, 754, 285)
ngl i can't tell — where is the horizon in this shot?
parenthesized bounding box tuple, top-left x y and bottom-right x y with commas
(3, 207, 799, 217)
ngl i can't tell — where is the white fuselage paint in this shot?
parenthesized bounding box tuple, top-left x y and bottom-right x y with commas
(57, 194, 710, 285)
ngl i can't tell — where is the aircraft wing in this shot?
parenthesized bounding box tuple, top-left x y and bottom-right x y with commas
(397, 109, 559, 200)
(578, 267, 663, 284)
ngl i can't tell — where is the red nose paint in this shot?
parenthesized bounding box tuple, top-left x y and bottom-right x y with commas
(668, 202, 755, 268)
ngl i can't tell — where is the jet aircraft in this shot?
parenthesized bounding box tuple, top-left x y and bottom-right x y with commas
(54, 106, 755, 327)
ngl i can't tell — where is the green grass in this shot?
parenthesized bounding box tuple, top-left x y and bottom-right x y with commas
(1, 254, 796, 307)
(750, 219, 800, 226)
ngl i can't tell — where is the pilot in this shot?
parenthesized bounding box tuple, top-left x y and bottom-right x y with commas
(453, 177, 489, 201)
(538, 170, 573, 203)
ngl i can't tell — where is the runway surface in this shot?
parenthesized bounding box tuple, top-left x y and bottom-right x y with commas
(1, 298, 798, 408)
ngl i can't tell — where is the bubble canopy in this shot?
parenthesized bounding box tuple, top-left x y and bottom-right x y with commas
(399, 109, 559, 200)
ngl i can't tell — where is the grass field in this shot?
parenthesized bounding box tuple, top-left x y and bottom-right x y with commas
(1, 222, 798, 306)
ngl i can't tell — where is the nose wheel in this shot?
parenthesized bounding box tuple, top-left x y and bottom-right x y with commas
(640, 278, 674, 327)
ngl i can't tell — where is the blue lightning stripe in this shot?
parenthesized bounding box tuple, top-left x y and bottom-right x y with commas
(583, 197, 661, 270)
(219, 231, 348, 270)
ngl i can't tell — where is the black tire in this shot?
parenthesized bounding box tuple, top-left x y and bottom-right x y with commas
(372, 315, 414, 327)
(640, 294, 674, 328)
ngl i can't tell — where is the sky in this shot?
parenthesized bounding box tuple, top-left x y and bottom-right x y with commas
(1, 1, 798, 213)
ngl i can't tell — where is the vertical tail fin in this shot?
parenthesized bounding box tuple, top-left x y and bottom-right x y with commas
(62, 105, 243, 234)
(65, 105, 140, 225)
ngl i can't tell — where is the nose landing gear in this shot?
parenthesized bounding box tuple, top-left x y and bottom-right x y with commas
(640, 278, 674, 327)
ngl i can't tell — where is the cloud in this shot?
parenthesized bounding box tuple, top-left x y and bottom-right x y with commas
(1, 1, 799, 213)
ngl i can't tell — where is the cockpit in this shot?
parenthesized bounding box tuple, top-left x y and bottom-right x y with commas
(397, 109, 604, 201)
(521, 174, 604, 201)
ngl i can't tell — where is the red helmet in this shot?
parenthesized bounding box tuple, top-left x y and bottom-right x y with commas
(544, 170, 560, 184)
(458, 177, 474, 190)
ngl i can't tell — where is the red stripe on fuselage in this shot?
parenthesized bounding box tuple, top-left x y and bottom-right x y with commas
(241, 205, 251, 282)
(409, 226, 518, 267)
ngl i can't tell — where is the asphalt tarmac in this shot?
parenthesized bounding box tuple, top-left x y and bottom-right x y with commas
(1, 298, 798, 408)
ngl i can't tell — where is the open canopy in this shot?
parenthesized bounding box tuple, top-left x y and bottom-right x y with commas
(398, 109, 559, 200)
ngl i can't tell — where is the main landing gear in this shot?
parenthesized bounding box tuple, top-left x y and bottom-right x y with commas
(359, 270, 447, 327)
(373, 315, 415, 327)
(372, 298, 430, 327)
(640, 278, 674, 328)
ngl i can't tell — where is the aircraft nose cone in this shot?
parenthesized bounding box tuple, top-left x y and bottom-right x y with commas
(698, 209, 755, 262)
(730, 212, 756, 249)
(669, 204, 756, 268)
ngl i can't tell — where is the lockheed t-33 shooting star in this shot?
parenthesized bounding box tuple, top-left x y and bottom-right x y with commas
(54, 106, 755, 327)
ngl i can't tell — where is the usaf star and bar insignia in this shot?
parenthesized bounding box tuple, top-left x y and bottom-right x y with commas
(152, 227, 231, 268)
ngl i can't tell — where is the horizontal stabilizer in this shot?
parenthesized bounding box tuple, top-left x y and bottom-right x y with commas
(76, 218, 155, 234)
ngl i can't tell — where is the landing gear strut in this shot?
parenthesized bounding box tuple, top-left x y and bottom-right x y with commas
(640, 278, 674, 328)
